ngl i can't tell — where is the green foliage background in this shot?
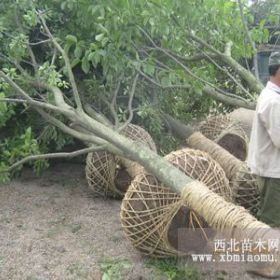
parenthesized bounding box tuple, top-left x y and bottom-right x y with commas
(0, 0, 279, 181)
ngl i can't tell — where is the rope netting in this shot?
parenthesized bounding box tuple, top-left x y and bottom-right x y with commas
(120, 148, 231, 257)
(85, 151, 122, 198)
(230, 164, 261, 215)
(85, 124, 157, 197)
(120, 124, 157, 152)
(187, 132, 260, 214)
(199, 114, 248, 161)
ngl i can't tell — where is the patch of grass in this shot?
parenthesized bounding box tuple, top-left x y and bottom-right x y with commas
(146, 258, 203, 280)
(100, 257, 132, 280)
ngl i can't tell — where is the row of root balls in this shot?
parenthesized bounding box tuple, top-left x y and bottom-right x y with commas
(85, 115, 261, 257)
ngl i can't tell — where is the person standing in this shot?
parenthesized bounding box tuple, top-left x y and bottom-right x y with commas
(248, 51, 280, 227)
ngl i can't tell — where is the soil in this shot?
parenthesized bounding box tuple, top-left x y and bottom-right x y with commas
(218, 134, 247, 161)
(0, 163, 267, 280)
(0, 163, 154, 280)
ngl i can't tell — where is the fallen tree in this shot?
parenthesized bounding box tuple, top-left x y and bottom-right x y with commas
(0, 13, 263, 221)
(162, 114, 260, 215)
(1, 9, 280, 277)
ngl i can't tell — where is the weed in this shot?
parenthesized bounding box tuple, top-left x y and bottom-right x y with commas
(146, 258, 203, 280)
(100, 257, 132, 280)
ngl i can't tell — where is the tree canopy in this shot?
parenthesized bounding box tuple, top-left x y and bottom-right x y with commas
(0, 0, 279, 181)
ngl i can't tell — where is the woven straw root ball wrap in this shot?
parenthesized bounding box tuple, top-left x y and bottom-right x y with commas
(120, 148, 232, 257)
(187, 132, 261, 215)
(85, 124, 157, 198)
(198, 114, 249, 161)
(119, 124, 157, 178)
(230, 163, 261, 215)
(85, 151, 122, 198)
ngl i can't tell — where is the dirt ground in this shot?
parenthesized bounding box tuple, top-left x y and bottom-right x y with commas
(0, 163, 269, 280)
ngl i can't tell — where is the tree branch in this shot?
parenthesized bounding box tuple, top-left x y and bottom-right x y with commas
(118, 74, 139, 131)
(238, 0, 259, 80)
(50, 86, 72, 110)
(200, 49, 255, 100)
(0, 71, 119, 152)
(38, 12, 83, 112)
(137, 68, 191, 90)
(0, 71, 71, 115)
(29, 39, 51, 46)
(0, 98, 27, 104)
(110, 77, 122, 127)
(14, 9, 38, 72)
(161, 113, 194, 139)
(84, 104, 112, 127)
(138, 26, 250, 101)
(186, 32, 263, 92)
(134, 51, 255, 109)
(143, 46, 219, 63)
(202, 86, 256, 110)
(3, 146, 106, 173)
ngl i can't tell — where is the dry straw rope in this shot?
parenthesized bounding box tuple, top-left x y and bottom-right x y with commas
(85, 151, 122, 198)
(181, 181, 280, 273)
(120, 148, 231, 257)
(199, 114, 249, 161)
(164, 149, 232, 202)
(85, 124, 157, 197)
(187, 132, 240, 178)
(230, 164, 261, 215)
(180, 181, 267, 231)
(121, 124, 157, 152)
(187, 132, 260, 214)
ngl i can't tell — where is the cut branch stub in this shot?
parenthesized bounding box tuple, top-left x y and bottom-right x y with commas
(85, 124, 157, 197)
(120, 148, 231, 257)
(198, 114, 248, 161)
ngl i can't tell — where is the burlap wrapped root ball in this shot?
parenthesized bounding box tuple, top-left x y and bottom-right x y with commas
(120, 148, 232, 257)
(230, 163, 261, 216)
(85, 124, 157, 198)
(199, 114, 248, 161)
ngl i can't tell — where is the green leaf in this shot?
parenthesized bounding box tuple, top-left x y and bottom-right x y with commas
(71, 58, 80, 68)
(66, 35, 77, 44)
(161, 76, 170, 87)
(81, 57, 90, 73)
(98, 23, 109, 34)
(74, 46, 83, 58)
(143, 63, 155, 76)
(95, 33, 105, 41)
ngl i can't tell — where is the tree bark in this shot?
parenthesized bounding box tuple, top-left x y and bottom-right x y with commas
(202, 86, 256, 110)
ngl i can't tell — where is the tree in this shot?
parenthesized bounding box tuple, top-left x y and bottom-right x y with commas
(1, 1, 277, 175)
(2, 4, 280, 277)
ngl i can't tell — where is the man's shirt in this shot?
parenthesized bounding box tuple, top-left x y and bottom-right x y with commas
(247, 81, 280, 178)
